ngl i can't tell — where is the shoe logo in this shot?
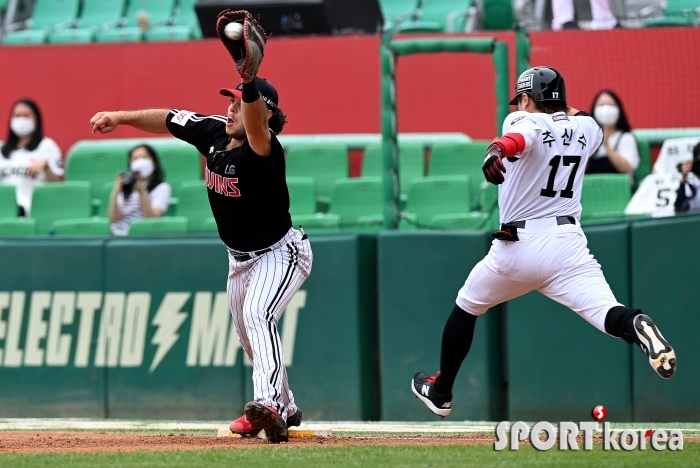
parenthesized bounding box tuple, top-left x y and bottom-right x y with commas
(442, 402, 451, 408)
(422, 385, 430, 396)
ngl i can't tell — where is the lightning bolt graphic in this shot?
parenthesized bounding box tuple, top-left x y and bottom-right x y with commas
(149, 293, 190, 373)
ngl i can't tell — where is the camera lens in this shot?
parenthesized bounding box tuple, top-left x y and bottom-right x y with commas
(121, 170, 137, 197)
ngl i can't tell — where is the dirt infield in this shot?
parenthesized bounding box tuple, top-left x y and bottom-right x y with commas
(0, 432, 496, 454)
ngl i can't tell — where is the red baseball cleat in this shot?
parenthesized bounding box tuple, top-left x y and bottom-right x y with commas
(229, 414, 261, 437)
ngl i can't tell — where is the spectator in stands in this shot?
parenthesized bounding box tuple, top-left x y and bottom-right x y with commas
(552, 0, 618, 29)
(674, 142, 700, 213)
(0, 99, 64, 216)
(586, 90, 639, 183)
(109, 144, 171, 236)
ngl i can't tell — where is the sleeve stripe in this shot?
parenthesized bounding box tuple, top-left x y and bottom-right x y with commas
(190, 115, 227, 124)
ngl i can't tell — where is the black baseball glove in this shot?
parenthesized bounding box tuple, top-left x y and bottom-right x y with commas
(482, 143, 507, 185)
(216, 10, 267, 82)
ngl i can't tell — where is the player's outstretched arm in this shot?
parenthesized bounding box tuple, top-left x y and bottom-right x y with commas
(240, 81, 272, 157)
(90, 109, 171, 135)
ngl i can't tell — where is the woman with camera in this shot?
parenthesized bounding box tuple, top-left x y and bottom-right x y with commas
(109, 144, 171, 236)
(674, 142, 700, 213)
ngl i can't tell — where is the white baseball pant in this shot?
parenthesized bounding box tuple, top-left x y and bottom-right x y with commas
(227, 227, 312, 420)
(456, 217, 622, 333)
(551, 0, 617, 30)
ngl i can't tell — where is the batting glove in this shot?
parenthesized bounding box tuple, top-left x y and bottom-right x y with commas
(483, 144, 507, 185)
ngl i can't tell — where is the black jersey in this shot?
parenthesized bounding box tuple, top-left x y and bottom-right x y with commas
(166, 109, 292, 252)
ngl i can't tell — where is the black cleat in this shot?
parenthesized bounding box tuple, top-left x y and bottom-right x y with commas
(633, 314, 676, 379)
(411, 372, 452, 418)
(244, 402, 288, 443)
(287, 408, 302, 428)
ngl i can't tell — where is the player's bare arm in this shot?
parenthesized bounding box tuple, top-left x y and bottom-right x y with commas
(240, 83, 273, 156)
(90, 108, 170, 134)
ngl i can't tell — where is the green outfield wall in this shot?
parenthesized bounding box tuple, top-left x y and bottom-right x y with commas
(507, 223, 634, 422)
(377, 231, 505, 421)
(0, 235, 378, 421)
(0, 217, 698, 421)
(630, 216, 700, 421)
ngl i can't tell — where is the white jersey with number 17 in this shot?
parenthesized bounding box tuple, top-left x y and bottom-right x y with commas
(497, 110, 603, 224)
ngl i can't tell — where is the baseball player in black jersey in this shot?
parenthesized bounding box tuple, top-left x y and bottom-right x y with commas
(89, 10, 311, 443)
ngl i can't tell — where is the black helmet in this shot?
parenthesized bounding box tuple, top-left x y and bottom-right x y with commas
(509, 66, 566, 105)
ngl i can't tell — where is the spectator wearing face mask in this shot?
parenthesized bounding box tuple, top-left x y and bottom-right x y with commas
(674, 142, 700, 213)
(109, 144, 171, 236)
(0, 98, 65, 215)
(586, 90, 639, 183)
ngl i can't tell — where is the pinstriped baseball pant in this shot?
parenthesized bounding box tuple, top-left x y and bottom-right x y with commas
(226, 228, 312, 420)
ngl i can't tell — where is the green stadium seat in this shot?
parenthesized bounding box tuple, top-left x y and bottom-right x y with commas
(487, 208, 500, 230)
(482, 0, 516, 29)
(430, 212, 489, 230)
(379, 0, 418, 29)
(287, 177, 317, 217)
(3, 0, 80, 44)
(30, 182, 92, 234)
(202, 216, 218, 233)
(50, 217, 110, 236)
(362, 143, 424, 196)
(400, 176, 472, 230)
(128, 216, 188, 235)
(292, 214, 341, 234)
(0, 185, 18, 218)
(145, 0, 201, 40)
(581, 174, 631, 221)
(66, 143, 128, 198)
(396, 0, 473, 33)
(480, 180, 498, 214)
(635, 136, 652, 186)
(429, 141, 489, 209)
(286, 144, 349, 208)
(0, 218, 37, 237)
(93, 181, 115, 217)
(176, 181, 213, 232)
(49, 0, 126, 43)
(330, 177, 384, 232)
(95, 0, 175, 42)
(150, 141, 201, 195)
(643, 0, 699, 27)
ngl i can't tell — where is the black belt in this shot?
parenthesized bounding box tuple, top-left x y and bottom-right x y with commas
(507, 216, 576, 229)
(230, 247, 272, 262)
(494, 216, 576, 242)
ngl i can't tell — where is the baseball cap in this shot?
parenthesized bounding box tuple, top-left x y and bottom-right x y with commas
(220, 77, 278, 109)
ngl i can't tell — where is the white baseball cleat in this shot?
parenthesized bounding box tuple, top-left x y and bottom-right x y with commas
(633, 314, 676, 379)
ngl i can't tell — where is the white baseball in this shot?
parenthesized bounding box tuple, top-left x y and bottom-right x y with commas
(224, 22, 244, 40)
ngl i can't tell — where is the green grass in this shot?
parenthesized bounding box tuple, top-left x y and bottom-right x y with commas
(2, 443, 699, 468)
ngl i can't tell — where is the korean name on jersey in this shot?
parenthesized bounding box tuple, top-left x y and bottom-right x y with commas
(498, 111, 603, 224)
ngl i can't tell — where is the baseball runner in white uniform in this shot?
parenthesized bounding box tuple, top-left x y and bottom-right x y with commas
(412, 67, 677, 417)
(89, 10, 310, 442)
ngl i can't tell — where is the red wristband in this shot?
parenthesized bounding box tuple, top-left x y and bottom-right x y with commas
(493, 132, 526, 157)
